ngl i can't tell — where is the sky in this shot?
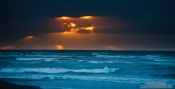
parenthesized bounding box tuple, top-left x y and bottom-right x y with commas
(0, 0, 175, 50)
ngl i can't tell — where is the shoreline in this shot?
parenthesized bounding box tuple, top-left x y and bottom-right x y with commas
(0, 80, 42, 89)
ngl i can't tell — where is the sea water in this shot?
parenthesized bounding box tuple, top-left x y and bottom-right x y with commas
(0, 50, 174, 89)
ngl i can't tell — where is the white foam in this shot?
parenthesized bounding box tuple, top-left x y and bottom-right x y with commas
(16, 58, 44, 61)
(0, 75, 173, 84)
(92, 53, 164, 60)
(16, 58, 61, 62)
(15, 55, 71, 60)
(144, 55, 161, 60)
(89, 61, 114, 64)
(0, 67, 118, 74)
(93, 54, 138, 59)
(89, 60, 132, 64)
(94, 55, 126, 58)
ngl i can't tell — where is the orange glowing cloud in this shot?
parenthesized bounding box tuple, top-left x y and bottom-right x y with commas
(80, 16, 93, 19)
(56, 44, 64, 50)
(79, 26, 94, 32)
(23, 35, 34, 41)
(59, 16, 71, 20)
(0, 45, 14, 50)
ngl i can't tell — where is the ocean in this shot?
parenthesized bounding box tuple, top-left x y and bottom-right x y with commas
(0, 50, 174, 89)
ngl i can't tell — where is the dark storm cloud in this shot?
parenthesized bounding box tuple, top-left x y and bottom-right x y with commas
(1, 0, 175, 50)
(2, 0, 175, 34)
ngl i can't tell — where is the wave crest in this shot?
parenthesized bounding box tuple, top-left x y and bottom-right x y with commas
(0, 67, 118, 74)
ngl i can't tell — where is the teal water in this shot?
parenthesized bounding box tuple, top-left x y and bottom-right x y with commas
(0, 50, 175, 89)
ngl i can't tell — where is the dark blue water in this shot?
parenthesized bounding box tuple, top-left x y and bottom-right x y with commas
(0, 50, 175, 89)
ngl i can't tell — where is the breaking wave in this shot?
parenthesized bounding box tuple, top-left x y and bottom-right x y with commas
(0, 75, 174, 84)
(0, 67, 118, 74)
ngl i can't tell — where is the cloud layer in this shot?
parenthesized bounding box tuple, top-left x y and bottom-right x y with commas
(1, 0, 175, 50)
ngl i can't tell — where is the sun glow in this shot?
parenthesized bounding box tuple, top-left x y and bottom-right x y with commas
(85, 26, 94, 31)
(62, 31, 75, 34)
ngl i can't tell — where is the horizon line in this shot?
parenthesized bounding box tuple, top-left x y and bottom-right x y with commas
(0, 49, 175, 52)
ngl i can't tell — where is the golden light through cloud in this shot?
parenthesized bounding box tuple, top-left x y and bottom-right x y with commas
(69, 23, 76, 27)
(84, 26, 94, 32)
(47, 32, 124, 50)
(62, 31, 75, 35)
(55, 16, 95, 34)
